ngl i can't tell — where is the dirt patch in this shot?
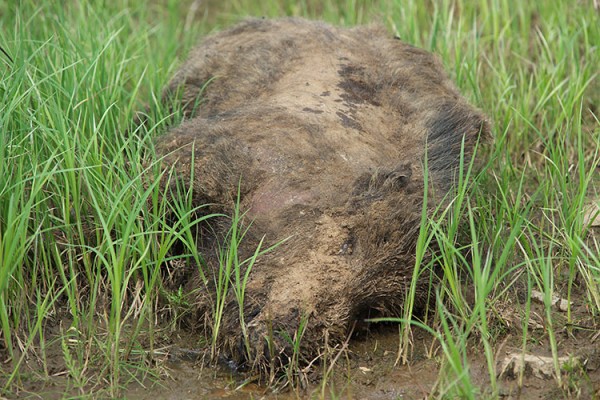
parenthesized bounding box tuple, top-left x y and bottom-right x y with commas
(123, 327, 438, 400)
(152, 17, 488, 372)
(121, 316, 600, 399)
(12, 317, 600, 399)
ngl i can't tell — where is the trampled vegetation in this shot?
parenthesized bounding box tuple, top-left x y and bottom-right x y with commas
(0, 0, 598, 398)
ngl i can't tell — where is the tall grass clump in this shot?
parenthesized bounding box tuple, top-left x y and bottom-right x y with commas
(0, 0, 212, 396)
(378, 0, 599, 397)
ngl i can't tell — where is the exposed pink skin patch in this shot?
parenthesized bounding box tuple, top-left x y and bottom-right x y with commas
(248, 183, 315, 218)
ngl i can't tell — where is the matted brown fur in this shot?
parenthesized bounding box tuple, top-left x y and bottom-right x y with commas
(154, 18, 488, 371)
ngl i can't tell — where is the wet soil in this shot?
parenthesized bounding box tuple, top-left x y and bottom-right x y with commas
(123, 327, 441, 400)
(121, 310, 600, 400)
(8, 286, 600, 400)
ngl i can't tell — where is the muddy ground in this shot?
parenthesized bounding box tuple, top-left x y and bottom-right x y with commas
(11, 277, 599, 399)
(122, 281, 600, 400)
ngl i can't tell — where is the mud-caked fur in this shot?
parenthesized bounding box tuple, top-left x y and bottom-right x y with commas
(154, 18, 488, 372)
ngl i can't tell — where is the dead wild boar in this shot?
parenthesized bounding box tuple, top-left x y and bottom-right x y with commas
(153, 17, 488, 371)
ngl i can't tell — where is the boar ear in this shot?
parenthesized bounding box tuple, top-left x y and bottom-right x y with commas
(349, 164, 414, 209)
(381, 163, 413, 190)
